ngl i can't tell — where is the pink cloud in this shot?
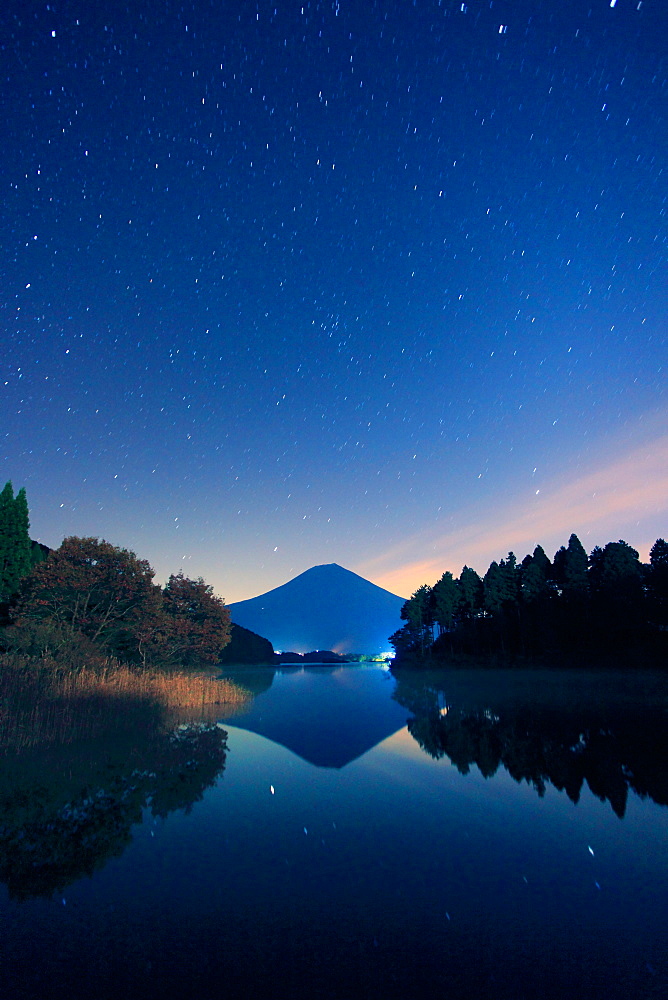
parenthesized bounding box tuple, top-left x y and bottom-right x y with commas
(358, 433, 668, 597)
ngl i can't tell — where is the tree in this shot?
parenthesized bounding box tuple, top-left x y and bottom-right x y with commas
(649, 538, 668, 577)
(0, 481, 15, 602)
(457, 566, 483, 621)
(432, 572, 458, 635)
(11, 536, 162, 660)
(483, 554, 518, 616)
(591, 539, 642, 604)
(481, 554, 521, 654)
(521, 545, 552, 604)
(155, 572, 231, 666)
(388, 625, 415, 657)
(517, 545, 555, 654)
(589, 540, 644, 642)
(553, 533, 589, 600)
(0, 482, 33, 602)
(392, 585, 434, 657)
(548, 534, 591, 649)
(589, 540, 642, 597)
(648, 538, 668, 627)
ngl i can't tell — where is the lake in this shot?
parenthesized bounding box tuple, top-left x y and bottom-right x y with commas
(1, 664, 667, 999)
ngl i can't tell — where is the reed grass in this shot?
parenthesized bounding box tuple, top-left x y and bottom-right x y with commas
(54, 661, 250, 707)
(0, 654, 251, 754)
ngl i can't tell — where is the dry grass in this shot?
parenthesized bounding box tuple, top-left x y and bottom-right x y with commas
(55, 661, 250, 707)
(0, 654, 252, 754)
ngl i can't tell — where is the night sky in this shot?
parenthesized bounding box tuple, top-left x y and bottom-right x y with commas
(3, 0, 666, 603)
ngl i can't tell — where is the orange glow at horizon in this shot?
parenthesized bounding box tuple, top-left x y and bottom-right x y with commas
(357, 431, 668, 598)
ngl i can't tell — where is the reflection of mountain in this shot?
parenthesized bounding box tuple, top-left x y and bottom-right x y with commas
(0, 723, 228, 900)
(228, 563, 405, 654)
(392, 667, 668, 817)
(219, 666, 409, 768)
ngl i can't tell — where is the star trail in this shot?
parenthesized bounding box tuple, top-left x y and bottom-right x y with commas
(2, 0, 666, 601)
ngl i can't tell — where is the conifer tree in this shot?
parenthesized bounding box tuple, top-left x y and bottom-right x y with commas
(0, 482, 15, 599)
(553, 533, 589, 599)
(457, 566, 483, 621)
(589, 539, 643, 634)
(521, 545, 552, 603)
(0, 482, 33, 601)
(484, 555, 518, 615)
(396, 585, 434, 656)
(432, 571, 458, 635)
(12, 488, 32, 585)
(648, 538, 668, 627)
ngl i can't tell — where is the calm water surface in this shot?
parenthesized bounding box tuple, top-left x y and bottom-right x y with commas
(1, 664, 667, 999)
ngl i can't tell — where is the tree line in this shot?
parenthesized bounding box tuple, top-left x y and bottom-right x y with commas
(390, 533, 668, 663)
(0, 482, 231, 669)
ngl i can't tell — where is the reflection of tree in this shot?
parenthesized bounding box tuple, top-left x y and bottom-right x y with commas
(0, 722, 227, 901)
(393, 669, 668, 817)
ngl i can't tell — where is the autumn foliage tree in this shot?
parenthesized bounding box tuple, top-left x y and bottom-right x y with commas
(9, 537, 161, 660)
(154, 572, 231, 666)
(6, 537, 231, 668)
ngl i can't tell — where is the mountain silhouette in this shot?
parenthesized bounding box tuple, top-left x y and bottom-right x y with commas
(228, 563, 405, 654)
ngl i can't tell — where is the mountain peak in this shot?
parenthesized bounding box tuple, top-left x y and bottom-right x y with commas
(228, 565, 405, 655)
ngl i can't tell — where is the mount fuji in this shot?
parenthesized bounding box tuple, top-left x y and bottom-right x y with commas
(228, 563, 405, 655)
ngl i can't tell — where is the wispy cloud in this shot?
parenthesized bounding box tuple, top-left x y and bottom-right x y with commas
(358, 431, 668, 597)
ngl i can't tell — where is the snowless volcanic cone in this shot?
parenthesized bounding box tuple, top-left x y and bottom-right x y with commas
(228, 563, 405, 655)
